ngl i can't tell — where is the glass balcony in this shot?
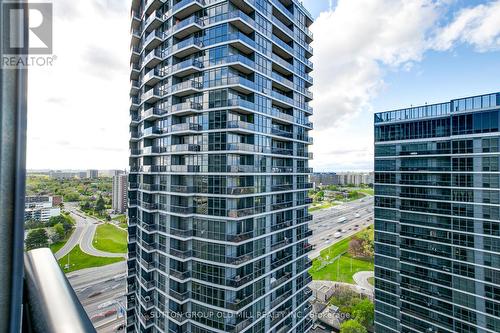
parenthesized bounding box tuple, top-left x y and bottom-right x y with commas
(144, 10, 163, 32)
(143, 29, 163, 51)
(271, 53, 294, 73)
(227, 120, 255, 132)
(142, 106, 167, 120)
(272, 34, 294, 57)
(144, 0, 163, 15)
(130, 97, 140, 110)
(130, 45, 140, 64)
(131, 11, 141, 30)
(271, 72, 294, 90)
(170, 122, 202, 133)
(169, 268, 191, 280)
(271, 90, 294, 107)
(170, 289, 190, 302)
(271, 147, 294, 156)
(171, 0, 205, 19)
(169, 248, 193, 259)
(130, 63, 140, 80)
(169, 144, 201, 153)
(143, 68, 162, 86)
(271, 289, 293, 309)
(271, 17, 294, 39)
(130, 28, 141, 46)
(141, 88, 161, 104)
(172, 15, 204, 39)
(130, 80, 140, 96)
(170, 58, 204, 77)
(171, 80, 203, 96)
(143, 49, 162, 69)
(139, 276, 155, 290)
(226, 32, 255, 53)
(271, 201, 294, 211)
(171, 101, 203, 114)
(271, 127, 293, 139)
(171, 37, 203, 57)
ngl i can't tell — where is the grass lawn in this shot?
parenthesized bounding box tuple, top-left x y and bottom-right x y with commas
(49, 228, 75, 254)
(311, 256, 373, 284)
(368, 277, 375, 286)
(93, 223, 127, 253)
(58, 245, 124, 273)
(309, 201, 338, 212)
(309, 226, 374, 283)
(358, 188, 374, 196)
(112, 214, 128, 228)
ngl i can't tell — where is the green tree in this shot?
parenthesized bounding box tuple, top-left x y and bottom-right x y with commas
(340, 320, 367, 333)
(26, 229, 49, 251)
(95, 195, 106, 215)
(51, 223, 65, 242)
(352, 299, 374, 328)
(47, 215, 67, 227)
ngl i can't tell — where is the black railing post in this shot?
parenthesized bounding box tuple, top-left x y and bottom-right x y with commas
(0, 1, 29, 332)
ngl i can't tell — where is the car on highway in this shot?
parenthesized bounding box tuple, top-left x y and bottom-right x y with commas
(334, 232, 342, 238)
(355, 213, 360, 218)
(98, 300, 116, 309)
(337, 217, 347, 223)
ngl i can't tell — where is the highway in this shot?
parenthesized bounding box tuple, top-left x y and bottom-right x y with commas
(308, 196, 374, 259)
(67, 262, 127, 333)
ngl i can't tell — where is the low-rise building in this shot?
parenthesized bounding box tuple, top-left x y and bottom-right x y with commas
(311, 172, 374, 187)
(25, 196, 61, 222)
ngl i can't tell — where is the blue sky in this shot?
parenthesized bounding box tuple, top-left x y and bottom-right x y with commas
(305, 0, 500, 172)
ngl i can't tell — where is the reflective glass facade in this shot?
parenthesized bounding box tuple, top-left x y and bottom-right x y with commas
(127, 1, 314, 332)
(374, 93, 500, 333)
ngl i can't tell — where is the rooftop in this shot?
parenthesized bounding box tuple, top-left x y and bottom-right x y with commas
(375, 92, 500, 125)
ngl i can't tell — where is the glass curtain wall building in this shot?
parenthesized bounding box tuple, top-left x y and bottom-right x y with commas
(127, 1, 314, 333)
(374, 92, 500, 333)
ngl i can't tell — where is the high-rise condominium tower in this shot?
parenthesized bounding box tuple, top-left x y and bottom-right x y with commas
(374, 92, 500, 333)
(113, 174, 129, 214)
(127, 1, 314, 332)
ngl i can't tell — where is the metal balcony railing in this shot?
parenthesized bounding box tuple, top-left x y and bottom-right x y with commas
(23, 248, 96, 333)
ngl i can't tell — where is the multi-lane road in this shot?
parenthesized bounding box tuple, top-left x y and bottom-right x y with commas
(68, 262, 127, 332)
(308, 196, 374, 258)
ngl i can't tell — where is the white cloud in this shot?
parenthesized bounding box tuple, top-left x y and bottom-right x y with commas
(432, 1, 500, 52)
(310, 0, 442, 170)
(310, 0, 500, 171)
(27, 0, 130, 169)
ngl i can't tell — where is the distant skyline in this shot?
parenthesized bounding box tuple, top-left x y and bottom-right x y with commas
(27, 0, 500, 171)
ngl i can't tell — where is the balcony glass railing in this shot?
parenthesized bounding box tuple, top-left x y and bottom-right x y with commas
(144, 29, 163, 46)
(170, 58, 204, 74)
(272, 34, 294, 55)
(172, 15, 204, 33)
(171, 36, 203, 52)
(272, 16, 294, 37)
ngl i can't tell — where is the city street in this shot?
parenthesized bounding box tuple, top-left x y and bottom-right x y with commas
(308, 197, 374, 259)
(55, 204, 126, 260)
